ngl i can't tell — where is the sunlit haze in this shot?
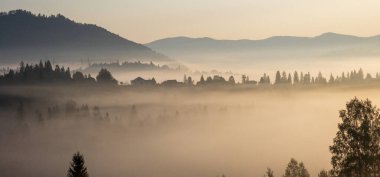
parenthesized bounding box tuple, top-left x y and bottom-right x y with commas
(2, 0, 380, 43)
(2, 1, 380, 177)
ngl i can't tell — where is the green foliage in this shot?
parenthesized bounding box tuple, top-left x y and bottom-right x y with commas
(330, 98, 380, 177)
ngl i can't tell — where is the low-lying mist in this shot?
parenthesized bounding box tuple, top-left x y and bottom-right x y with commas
(1, 86, 378, 177)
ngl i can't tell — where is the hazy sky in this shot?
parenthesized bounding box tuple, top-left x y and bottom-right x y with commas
(2, 0, 380, 43)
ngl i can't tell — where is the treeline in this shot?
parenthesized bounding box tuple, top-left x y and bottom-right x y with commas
(205, 69, 379, 86)
(2, 61, 380, 88)
(131, 69, 380, 87)
(272, 69, 371, 85)
(0, 61, 118, 85)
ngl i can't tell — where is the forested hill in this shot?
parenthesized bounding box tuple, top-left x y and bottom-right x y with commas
(0, 10, 169, 63)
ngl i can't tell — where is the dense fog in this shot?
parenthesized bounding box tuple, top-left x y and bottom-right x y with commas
(1, 86, 379, 177)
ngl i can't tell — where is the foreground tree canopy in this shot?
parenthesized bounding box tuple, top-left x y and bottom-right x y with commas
(330, 98, 380, 177)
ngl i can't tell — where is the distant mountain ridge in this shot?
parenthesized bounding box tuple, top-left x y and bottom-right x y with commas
(0, 10, 169, 63)
(147, 32, 380, 49)
(146, 33, 380, 63)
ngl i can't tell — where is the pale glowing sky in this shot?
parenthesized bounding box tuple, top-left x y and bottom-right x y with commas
(2, 0, 380, 43)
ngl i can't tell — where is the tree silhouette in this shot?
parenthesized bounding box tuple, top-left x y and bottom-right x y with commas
(275, 71, 281, 84)
(317, 170, 330, 177)
(0, 61, 117, 85)
(200, 75, 205, 83)
(293, 71, 299, 84)
(283, 158, 310, 177)
(287, 73, 292, 84)
(2, 61, 380, 87)
(329, 74, 335, 84)
(259, 73, 271, 85)
(330, 98, 380, 177)
(183, 74, 187, 83)
(67, 152, 89, 177)
(265, 168, 275, 177)
(228, 76, 235, 84)
(96, 68, 117, 85)
(298, 163, 309, 177)
(73, 71, 85, 82)
(187, 76, 194, 85)
(366, 73, 373, 81)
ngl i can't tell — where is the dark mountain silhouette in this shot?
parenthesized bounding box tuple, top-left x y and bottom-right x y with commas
(0, 10, 169, 63)
(146, 33, 380, 64)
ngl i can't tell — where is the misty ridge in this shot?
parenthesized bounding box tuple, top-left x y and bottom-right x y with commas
(146, 33, 380, 62)
(3, 9, 380, 74)
(146, 33, 380, 75)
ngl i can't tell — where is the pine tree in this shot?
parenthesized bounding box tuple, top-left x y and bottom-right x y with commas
(275, 71, 281, 84)
(287, 73, 292, 84)
(293, 71, 299, 84)
(200, 75, 205, 83)
(298, 162, 310, 177)
(329, 74, 334, 84)
(67, 152, 89, 177)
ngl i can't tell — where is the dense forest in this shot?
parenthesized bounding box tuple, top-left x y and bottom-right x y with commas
(0, 61, 117, 85)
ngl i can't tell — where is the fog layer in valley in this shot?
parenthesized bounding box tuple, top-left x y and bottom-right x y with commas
(1, 86, 378, 177)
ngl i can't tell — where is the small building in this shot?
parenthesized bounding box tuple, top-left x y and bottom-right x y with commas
(160, 79, 184, 87)
(131, 77, 156, 86)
